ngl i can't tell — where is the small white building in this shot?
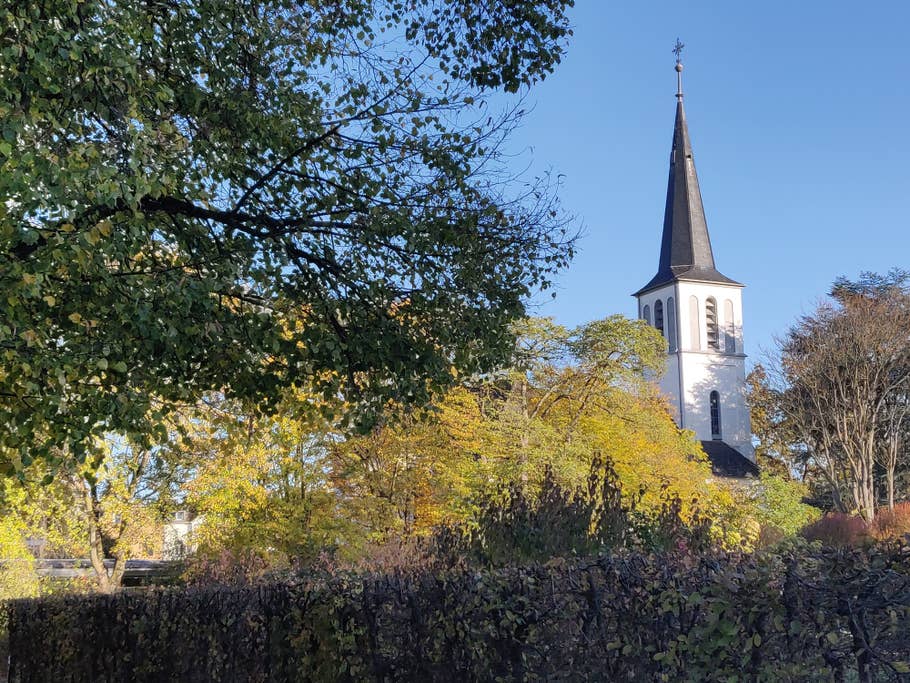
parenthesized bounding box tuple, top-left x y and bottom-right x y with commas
(634, 57, 757, 478)
(162, 511, 204, 560)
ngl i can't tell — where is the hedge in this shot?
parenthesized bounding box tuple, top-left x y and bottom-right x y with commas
(5, 542, 910, 682)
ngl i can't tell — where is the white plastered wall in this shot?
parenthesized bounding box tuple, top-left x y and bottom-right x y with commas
(637, 280, 754, 461)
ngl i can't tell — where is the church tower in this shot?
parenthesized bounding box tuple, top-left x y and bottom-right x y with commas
(634, 50, 755, 467)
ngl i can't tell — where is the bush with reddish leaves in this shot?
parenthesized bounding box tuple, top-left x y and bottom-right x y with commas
(871, 502, 910, 541)
(182, 549, 276, 587)
(800, 513, 869, 547)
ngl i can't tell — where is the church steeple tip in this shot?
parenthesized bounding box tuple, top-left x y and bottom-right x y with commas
(634, 46, 740, 297)
(674, 38, 684, 101)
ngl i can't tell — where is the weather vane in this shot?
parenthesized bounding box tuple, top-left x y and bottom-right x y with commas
(673, 38, 685, 64)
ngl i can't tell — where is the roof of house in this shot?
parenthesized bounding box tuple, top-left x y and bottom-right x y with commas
(700, 440, 760, 479)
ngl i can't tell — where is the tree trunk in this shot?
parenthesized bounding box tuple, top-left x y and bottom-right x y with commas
(519, 379, 529, 452)
(831, 488, 845, 513)
(76, 476, 125, 593)
(861, 464, 876, 523)
(79, 480, 115, 592)
(859, 470, 876, 523)
(819, 458, 846, 513)
(109, 554, 128, 590)
(885, 435, 899, 511)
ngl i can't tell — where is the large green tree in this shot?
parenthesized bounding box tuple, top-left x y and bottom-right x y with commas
(0, 0, 576, 470)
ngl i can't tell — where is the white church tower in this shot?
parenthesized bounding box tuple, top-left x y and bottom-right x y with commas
(634, 49, 756, 472)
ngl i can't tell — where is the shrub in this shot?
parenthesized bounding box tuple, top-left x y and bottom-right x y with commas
(457, 457, 630, 565)
(746, 474, 821, 538)
(755, 523, 787, 549)
(6, 543, 910, 682)
(800, 512, 868, 547)
(870, 502, 910, 541)
(0, 518, 39, 602)
(0, 518, 40, 679)
(182, 548, 277, 587)
(438, 455, 715, 567)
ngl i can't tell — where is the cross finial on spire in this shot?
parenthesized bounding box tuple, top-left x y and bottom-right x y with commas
(673, 38, 685, 99)
(673, 38, 685, 63)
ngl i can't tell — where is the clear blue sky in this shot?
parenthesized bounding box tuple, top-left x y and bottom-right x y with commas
(512, 1, 910, 365)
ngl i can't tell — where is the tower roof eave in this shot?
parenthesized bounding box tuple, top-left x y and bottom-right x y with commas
(633, 266, 742, 297)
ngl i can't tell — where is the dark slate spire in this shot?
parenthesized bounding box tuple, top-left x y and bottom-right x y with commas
(635, 54, 740, 296)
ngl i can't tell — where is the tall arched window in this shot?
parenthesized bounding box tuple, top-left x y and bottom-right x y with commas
(666, 297, 676, 352)
(642, 304, 651, 326)
(709, 391, 722, 439)
(724, 299, 735, 353)
(705, 297, 719, 350)
(654, 300, 664, 337)
(689, 295, 700, 350)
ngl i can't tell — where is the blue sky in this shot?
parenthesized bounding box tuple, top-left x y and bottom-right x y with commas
(511, 1, 910, 365)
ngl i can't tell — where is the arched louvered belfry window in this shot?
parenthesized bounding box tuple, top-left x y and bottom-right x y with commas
(666, 297, 677, 352)
(654, 300, 664, 337)
(643, 304, 651, 326)
(689, 296, 700, 350)
(724, 299, 735, 353)
(710, 391, 722, 439)
(705, 297, 719, 350)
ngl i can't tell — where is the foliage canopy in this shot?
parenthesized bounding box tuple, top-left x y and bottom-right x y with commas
(0, 0, 576, 469)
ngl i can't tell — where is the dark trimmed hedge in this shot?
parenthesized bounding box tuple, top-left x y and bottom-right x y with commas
(6, 542, 910, 682)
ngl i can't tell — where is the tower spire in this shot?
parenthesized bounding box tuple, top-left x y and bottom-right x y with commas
(634, 47, 740, 296)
